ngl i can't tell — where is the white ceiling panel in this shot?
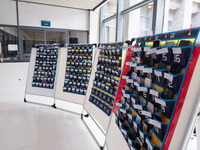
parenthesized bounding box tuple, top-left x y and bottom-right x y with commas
(18, 0, 106, 10)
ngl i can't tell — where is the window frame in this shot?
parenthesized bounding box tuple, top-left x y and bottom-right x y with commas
(0, 24, 89, 62)
(100, 0, 165, 43)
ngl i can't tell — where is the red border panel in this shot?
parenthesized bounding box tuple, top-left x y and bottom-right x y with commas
(163, 46, 200, 149)
(113, 47, 132, 113)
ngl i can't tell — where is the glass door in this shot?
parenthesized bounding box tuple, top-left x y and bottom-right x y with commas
(22, 29, 44, 60)
(46, 31, 66, 45)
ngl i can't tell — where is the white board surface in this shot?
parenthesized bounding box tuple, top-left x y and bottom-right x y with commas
(168, 54, 200, 150)
(105, 113, 130, 150)
(104, 45, 200, 150)
(83, 44, 127, 132)
(83, 47, 111, 131)
(54, 47, 85, 104)
(25, 48, 58, 98)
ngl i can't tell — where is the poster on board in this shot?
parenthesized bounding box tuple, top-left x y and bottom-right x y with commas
(25, 45, 60, 102)
(105, 28, 200, 150)
(54, 44, 95, 105)
(83, 42, 128, 132)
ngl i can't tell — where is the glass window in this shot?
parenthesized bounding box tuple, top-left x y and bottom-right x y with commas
(124, 0, 146, 10)
(139, 5, 152, 36)
(46, 31, 66, 44)
(191, 1, 200, 27)
(122, 3, 153, 41)
(104, 0, 117, 19)
(22, 29, 44, 60)
(163, 0, 200, 32)
(168, 20, 173, 31)
(69, 31, 88, 44)
(0, 26, 18, 62)
(165, 0, 183, 32)
(105, 19, 116, 43)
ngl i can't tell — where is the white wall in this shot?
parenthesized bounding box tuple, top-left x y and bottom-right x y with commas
(0, 0, 89, 31)
(0, 0, 17, 25)
(0, 63, 29, 88)
(192, 12, 200, 27)
(18, 2, 89, 30)
(182, 0, 192, 29)
(192, 2, 200, 27)
(89, 9, 100, 44)
(169, 0, 192, 31)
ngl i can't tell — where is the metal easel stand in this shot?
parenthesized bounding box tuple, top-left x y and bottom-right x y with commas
(81, 107, 106, 150)
(80, 47, 106, 150)
(196, 111, 200, 150)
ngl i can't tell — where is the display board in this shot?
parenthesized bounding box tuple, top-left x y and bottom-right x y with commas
(25, 45, 60, 101)
(54, 44, 94, 105)
(104, 48, 132, 150)
(83, 42, 128, 132)
(166, 46, 200, 150)
(105, 28, 200, 150)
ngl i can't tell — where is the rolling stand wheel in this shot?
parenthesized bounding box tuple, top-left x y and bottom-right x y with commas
(81, 114, 89, 119)
(51, 103, 57, 108)
(84, 114, 89, 117)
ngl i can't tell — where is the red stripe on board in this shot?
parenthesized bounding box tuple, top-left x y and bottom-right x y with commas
(163, 46, 200, 149)
(113, 47, 132, 113)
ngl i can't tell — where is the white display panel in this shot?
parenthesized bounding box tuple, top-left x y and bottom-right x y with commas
(105, 114, 130, 150)
(54, 47, 85, 104)
(83, 48, 110, 130)
(25, 48, 59, 99)
(104, 29, 200, 150)
(168, 53, 200, 150)
(83, 43, 127, 132)
(104, 50, 200, 150)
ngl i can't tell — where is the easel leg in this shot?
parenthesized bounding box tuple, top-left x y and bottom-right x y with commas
(197, 112, 200, 149)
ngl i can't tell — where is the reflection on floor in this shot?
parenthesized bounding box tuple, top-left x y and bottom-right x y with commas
(0, 86, 197, 150)
(186, 134, 197, 150)
(0, 86, 99, 150)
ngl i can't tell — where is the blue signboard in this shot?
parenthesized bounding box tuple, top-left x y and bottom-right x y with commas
(41, 20, 51, 27)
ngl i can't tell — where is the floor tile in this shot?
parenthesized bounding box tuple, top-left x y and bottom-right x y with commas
(0, 86, 197, 150)
(0, 86, 99, 150)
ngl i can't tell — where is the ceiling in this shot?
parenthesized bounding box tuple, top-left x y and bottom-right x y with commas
(18, 0, 107, 10)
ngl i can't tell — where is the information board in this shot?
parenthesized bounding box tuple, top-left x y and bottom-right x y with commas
(83, 42, 128, 132)
(25, 45, 60, 103)
(105, 28, 200, 150)
(54, 44, 94, 105)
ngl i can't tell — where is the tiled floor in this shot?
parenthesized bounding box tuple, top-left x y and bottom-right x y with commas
(186, 134, 197, 150)
(0, 86, 198, 150)
(0, 86, 99, 150)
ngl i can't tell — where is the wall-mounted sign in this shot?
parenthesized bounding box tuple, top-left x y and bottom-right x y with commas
(8, 44, 18, 51)
(41, 20, 51, 27)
